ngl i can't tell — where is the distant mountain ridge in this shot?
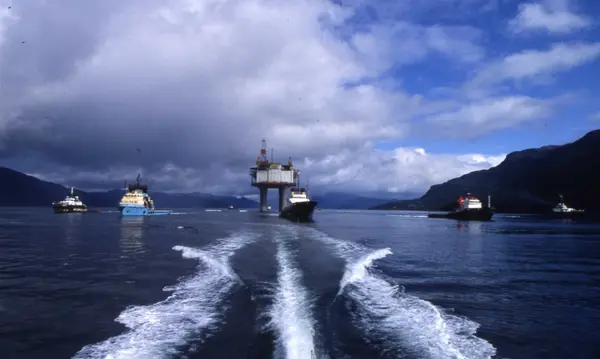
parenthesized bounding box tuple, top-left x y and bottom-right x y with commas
(372, 129, 600, 213)
(0, 167, 399, 210)
(0, 167, 258, 208)
(311, 191, 403, 209)
(257, 190, 399, 210)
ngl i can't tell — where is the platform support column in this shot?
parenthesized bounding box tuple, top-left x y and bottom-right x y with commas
(259, 187, 268, 213)
(278, 187, 287, 213)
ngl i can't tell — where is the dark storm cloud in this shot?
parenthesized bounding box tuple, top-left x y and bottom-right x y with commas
(0, 0, 507, 193)
(1, 0, 395, 182)
(1, 0, 124, 87)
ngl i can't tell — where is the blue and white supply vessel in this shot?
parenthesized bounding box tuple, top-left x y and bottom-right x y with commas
(118, 174, 172, 216)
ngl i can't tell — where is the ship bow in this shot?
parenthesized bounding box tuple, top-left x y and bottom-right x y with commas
(280, 201, 318, 222)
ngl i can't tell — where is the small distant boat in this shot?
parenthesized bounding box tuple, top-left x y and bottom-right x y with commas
(280, 181, 318, 222)
(227, 205, 235, 210)
(118, 174, 172, 216)
(546, 194, 585, 219)
(428, 193, 493, 221)
(52, 187, 88, 213)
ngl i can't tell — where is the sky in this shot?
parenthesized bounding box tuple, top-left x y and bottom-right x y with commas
(0, 0, 599, 198)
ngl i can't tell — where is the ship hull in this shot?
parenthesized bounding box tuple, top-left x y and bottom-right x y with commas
(119, 205, 172, 216)
(428, 208, 494, 221)
(279, 201, 318, 223)
(52, 204, 87, 213)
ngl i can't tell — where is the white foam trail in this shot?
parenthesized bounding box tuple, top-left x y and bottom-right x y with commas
(340, 249, 497, 359)
(73, 232, 256, 359)
(385, 214, 428, 218)
(337, 248, 392, 296)
(307, 230, 496, 359)
(269, 237, 316, 359)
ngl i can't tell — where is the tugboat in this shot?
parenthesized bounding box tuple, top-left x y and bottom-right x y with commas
(428, 193, 493, 221)
(547, 194, 585, 219)
(118, 174, 172, 216)
(52, 187, 88, 213)
(280, 176, 318, 222)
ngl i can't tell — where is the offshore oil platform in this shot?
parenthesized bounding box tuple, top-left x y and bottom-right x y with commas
(249, 139, 297, 212)
(249, 139, 318, 221)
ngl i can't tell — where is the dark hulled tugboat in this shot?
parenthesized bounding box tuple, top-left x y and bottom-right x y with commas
(280, 174, 318, 222)
(52, 187, 88, 213)
(280, 187, 318, 222)
(428, 193, 493, 221)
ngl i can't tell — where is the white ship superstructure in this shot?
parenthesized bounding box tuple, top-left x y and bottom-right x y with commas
(457, 194, 483, 211)
(428, 192, 494, 221)
(288, 187, 311, 204)
(552, 195, 584, 213)
(52, 187, 87, 213)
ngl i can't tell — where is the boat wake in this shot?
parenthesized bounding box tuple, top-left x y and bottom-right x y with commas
(385, 213, 428, 218)
(310, 229, 497, 359)
(72, 231, 257, 359)
(268, 231, 319, 359)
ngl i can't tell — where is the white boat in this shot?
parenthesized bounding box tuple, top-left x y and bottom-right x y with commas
(428, 193, 493, 221)
(550, 194, 585, 219)
(118, 174, 172, 216)
(52, 187, 87, 213)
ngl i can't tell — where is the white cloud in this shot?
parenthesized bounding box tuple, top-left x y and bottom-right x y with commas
(424, 96, 552, 138)
(466, 42, 600, 95)
(509, 0, 592, 34)
(301, 145, 506, 194)
(0, 0, 593, 196)
(498, 42, 600, 79)
(18, 144, 506, 197)
(0, 6, 16, 46)
(351, 22, 485, 72)
(0, 1, 371, 162)
(414, 148, 426, 156)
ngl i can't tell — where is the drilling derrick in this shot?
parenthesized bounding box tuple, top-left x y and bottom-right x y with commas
(249, 139, 297, 212)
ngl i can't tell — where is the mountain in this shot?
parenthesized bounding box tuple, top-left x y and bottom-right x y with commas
(311, 192, 396, 209)
(0, 167, 258, 208)
(371, 129, 600, 213)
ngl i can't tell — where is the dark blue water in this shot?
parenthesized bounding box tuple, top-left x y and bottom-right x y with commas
(1, 208, 599, 359)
